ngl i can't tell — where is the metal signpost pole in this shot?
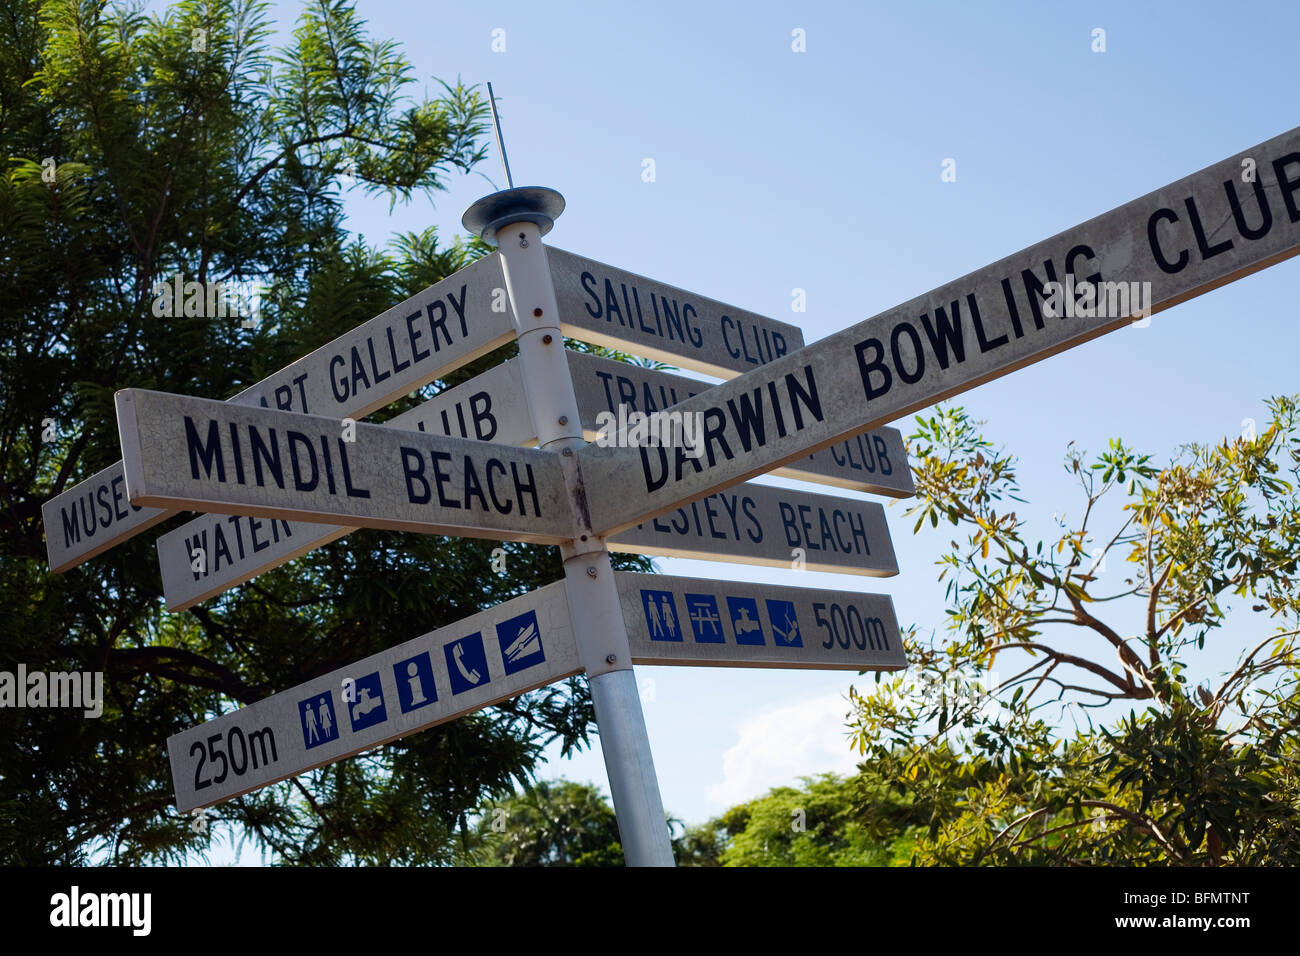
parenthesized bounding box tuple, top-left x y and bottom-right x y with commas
(463, 187, 676, 867)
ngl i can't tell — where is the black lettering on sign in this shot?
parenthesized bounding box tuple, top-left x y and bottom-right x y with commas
(406, 310, 430, 363)
(338, 439, 369, 498)
(250, 427, 282, 488)
(1147, 207, 1189, 274)
(431, 451, 456, 508)
(581, 272, 602, 319)
(185, 417, 226, 482)
(470, 391, 497, 442)
(512, 462, 540, 517)
(919, 302, 966, 371)
(462, 456, 489, 512)
(1275, 153, 1300, 222)
(401, 447, 430, 503)
(486, 459, 511, 513)
(287, 431, 318, 492)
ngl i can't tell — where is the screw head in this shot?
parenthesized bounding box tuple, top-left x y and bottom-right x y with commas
(605, 654, 617, 664)
(533, 307, 543, 317)
(558, 415, 568, 425)
(542, 333, 553, 344)
(562, 447, 573, 457)
(586, 566, 598, 578)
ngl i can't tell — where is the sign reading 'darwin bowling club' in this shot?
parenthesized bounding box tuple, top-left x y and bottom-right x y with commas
(578, 126, 1300, 536)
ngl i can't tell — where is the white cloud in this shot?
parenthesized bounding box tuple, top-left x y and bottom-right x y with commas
(704, 692, 861, 809)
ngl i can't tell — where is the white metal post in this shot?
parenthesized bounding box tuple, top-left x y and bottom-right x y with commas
(466, 190, 676, 867)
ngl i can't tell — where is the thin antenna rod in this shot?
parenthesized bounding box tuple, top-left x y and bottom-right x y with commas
(486, 82, 514, 189)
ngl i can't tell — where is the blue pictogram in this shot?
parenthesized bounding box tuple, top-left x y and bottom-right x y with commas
(299, 690, 339, 750)
(727, 596, 765, 645)
(445, 633, 490, 695)
(497, 610, 546, 675)
(641, 589, 682, 642)
(347, 670, 388, 732)
(685, 593, 726, 643)
(394, 652, 437, 713)
(766, 599, 803, 647)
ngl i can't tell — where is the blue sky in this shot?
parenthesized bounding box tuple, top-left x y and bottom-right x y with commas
(192, 0, 1300, 858)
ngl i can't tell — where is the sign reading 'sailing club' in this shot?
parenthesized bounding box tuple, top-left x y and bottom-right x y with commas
(547, 248, 804, 378)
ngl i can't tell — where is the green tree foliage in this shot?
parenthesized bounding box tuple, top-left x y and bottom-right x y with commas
(847, 399, 1300, 865)
(677, 774, 914, 866)
(0, 0, 650, 865)
(460, 779, 626, 867)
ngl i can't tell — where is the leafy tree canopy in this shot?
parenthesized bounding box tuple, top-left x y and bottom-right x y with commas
(0, 0, 650, 866)
(845, 398, 1300, 865)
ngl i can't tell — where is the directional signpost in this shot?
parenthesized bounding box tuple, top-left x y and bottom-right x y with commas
(168, 581, 581, 812)
(617, 572, 904, 671)
(44, 122, 1300, 867)
(115, 388, 574, 543)
(577, 126, 1300, 536)
(43, 255, 511, 571)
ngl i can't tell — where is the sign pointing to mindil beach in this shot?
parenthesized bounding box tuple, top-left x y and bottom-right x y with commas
(42, 255, 512, 571)
(578, 126, 1300, 536)
(116, 388, 573, 544)
(155, 348, 908, 611)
